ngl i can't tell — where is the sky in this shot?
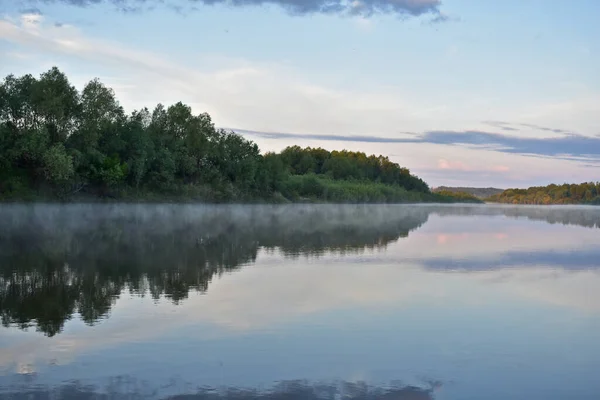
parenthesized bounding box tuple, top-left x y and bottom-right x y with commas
(0, 0, 599, 188)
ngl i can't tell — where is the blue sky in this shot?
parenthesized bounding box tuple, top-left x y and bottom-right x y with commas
(1, 0, 599, 188)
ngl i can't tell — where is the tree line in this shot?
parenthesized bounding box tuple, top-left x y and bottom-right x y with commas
(433, 186, 504, 199)
(487, 182, 600, 205)
(0, 67, 479, 203)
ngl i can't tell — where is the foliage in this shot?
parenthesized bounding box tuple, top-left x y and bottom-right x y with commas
(434, 190, 482, 203)
(279, 145, 430, 192)
(433, 186, 504, 199)
(487, 182, 600, 205)
(42, 144, 74, 184)
(280, 175, 481, 203)
(1, 67, 472, 203)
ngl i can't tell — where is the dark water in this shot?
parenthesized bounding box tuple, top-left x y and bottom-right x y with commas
(1, 204, 600, 400)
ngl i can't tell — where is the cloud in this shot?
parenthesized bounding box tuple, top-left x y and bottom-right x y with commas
(482, 121, 577, 135)
(0, 13, 435, 134)
(482, 120, 519, 132)
(353, 15, 374, 31)
(435, 159, 510, 174)
(19, 7, 43, 15)
(237, 128, 600, 162)
(18, 0, 153, 13)
(0, 381, 439, 400)
(4, 51, 37, 60)
(426, 159, 511, 186)
(19, 0, 443, 17)
(427, 11, 458, 24)
(234, 128, 418, 143)
(517, 122, 573, 135)
(490, 165, 510, 172)
(1, 11, 598, 189)
(437, 158, 467, 171)
(421, 130, 600, 160)
(19, 10, 44, 25)
(428, 13, 448, 23)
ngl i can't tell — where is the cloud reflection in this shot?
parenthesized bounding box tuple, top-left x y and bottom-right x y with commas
(1, 204, 599, 338)
(2, 204, 600, 386)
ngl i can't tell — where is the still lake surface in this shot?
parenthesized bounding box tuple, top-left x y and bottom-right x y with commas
(1, 204, 600, 400)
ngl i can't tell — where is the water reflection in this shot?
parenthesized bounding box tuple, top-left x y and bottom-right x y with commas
(433, 204, 600, 229)
(2, 204, 600, 400)
(0, 204, 430, 337)
(1, 204, 599, 337)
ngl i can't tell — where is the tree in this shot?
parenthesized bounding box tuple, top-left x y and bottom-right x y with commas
(31, 67, 79, 143)
(122, 109, 154, 188)
(43, 144, 74, 184)
(0, 73, 38, 131)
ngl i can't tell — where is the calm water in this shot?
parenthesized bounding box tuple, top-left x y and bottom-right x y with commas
(1, 204, 600, 400)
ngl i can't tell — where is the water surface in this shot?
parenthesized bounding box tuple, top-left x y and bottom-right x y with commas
(1, 204, 599, 400)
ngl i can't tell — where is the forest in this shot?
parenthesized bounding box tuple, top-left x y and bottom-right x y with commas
(487, 182, 600, 205)
(0, 67, 481, 204)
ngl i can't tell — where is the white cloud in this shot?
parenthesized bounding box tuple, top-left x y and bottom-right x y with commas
(20, 12, 43, 27)
(4, 51, 36, 60)
(0, 13, 427, 135)
(1, 13, 600, 187)
(353, 15, 374, 30)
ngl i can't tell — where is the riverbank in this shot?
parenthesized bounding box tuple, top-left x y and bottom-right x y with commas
(0, 174, 483, 204)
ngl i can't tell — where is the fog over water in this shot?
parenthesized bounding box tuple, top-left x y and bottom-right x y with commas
(1, 204, 600, 400)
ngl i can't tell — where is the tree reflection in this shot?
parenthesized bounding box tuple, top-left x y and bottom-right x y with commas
(1, 203, 599, 337)
(432, 204, 600, 229)
(0, 204, 429, 336)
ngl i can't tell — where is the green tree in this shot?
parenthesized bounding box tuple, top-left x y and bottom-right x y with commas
(30, 67, 79, 143)
(43, 143, 74, 184)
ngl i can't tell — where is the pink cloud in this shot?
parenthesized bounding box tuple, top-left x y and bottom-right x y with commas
(436, 159, 510, 173)
(437, 159, 469, 171)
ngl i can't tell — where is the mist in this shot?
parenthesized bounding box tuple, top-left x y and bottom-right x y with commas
(2, 203, 599, 337)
